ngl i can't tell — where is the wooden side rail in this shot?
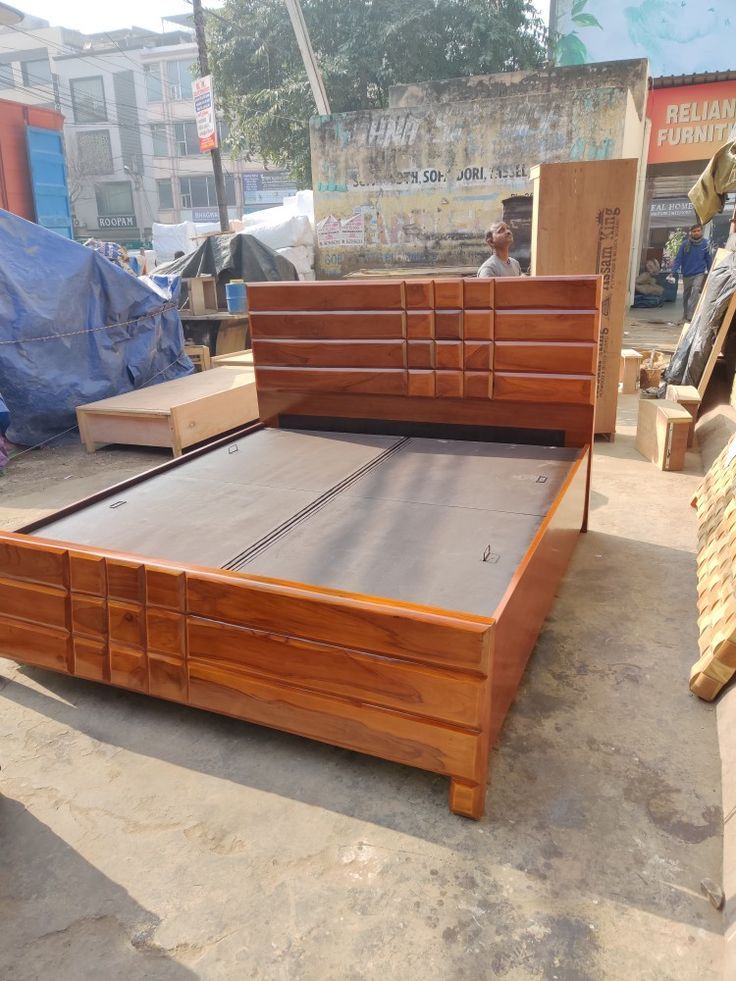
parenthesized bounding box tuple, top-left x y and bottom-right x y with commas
(0, 531, 494, 818)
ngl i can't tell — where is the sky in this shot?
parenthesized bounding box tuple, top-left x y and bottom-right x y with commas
(14, 0, 549, 35)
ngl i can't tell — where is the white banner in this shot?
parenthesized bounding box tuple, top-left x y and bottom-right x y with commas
(193, 75, 218, 153)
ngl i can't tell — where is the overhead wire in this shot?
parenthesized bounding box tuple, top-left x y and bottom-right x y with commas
(0, 27, 306, 128)
(10, 74, 237, 172)
(11, 75, 239, 216)
(2, 20, 188, 90)
(1, 15, 293, 216)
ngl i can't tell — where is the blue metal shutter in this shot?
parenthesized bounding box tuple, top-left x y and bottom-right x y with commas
(26, 125, 73, 239)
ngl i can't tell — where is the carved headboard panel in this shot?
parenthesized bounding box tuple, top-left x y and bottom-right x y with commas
(247, 276, 601, 448)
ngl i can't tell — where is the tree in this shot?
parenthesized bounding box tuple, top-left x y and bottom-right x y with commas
(208, 0, 547, 185)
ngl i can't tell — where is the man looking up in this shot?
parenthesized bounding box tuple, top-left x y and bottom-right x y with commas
(669, 223, 712, 321)
(477, 221, 522, 278)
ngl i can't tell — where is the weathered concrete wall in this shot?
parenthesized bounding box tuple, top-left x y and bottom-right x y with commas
(389, 59, 649, 119)
(311, 62, 648, 278)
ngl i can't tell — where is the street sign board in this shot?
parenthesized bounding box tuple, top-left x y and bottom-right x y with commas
(99, 215, 135, 228)
(242, 171, 298, 204)
(193, 74, 218, 153)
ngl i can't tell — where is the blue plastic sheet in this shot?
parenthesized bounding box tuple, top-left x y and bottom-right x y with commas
(0, 391, 9, 435)
(0, 209, 192, 446)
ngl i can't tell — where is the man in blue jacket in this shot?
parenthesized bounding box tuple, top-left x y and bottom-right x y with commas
(669, 223, 713, 321)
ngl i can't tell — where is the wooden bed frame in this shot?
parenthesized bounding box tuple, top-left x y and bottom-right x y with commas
(0, 275, 600, 819)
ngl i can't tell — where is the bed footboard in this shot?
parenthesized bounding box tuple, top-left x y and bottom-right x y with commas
(0, 532, 494, 818)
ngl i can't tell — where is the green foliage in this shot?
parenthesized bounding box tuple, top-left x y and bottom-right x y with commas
(555, 32, 587, 64)
(208, 0, 548, 185)
(553, 0, 602, 66)
(572, 12, 602, 28)
(664, 229, 687, 262)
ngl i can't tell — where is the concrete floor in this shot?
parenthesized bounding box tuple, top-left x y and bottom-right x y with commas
(624, 300, 682, 356)
(0, 400, 724, 980)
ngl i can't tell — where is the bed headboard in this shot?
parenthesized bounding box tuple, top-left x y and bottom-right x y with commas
(247, 275, 601, 447)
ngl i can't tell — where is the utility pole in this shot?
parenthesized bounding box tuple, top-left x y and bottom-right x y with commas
(192, 0, 230, 232)
(123, 163, 144, 246)
(284, 0, 331, 116)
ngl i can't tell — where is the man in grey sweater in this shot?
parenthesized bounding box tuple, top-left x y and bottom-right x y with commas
(477, 221, 522, 278)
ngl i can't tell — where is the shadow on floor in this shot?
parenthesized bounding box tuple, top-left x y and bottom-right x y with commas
(0, 795, 198, 981)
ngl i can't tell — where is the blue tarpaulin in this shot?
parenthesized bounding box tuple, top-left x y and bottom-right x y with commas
(0, 209, 192, 446)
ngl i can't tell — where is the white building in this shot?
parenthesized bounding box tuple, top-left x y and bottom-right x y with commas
(0, 14, 298, 243)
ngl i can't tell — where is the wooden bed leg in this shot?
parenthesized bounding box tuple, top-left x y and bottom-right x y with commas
(449, 778, 486, 820)
(78, 415, 98, 453)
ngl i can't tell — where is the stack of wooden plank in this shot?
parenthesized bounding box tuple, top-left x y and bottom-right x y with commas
(690, 435, 736, 699)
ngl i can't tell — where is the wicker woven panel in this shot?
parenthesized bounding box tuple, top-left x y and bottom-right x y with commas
(690, 436, 736, 699)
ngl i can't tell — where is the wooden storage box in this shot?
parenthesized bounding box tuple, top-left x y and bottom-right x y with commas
(184, 344, 212, 372)
(665, 384, 701, 447)
(185, 276, 219, 315)
(635, 397, 691, 471)
(211, 349, 254, 368)
(76, 366, 258, 457)
(619, 348, 642, 394)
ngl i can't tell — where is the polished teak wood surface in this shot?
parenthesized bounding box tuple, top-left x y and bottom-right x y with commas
(0, 275, 601, 820)
(249, 276, 600, 441)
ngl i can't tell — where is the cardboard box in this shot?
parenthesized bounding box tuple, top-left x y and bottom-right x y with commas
(531, 160, 639, 438)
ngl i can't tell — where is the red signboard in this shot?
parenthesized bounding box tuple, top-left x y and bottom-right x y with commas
(193, 75, 218, 153)
(648, 80, 736, 165)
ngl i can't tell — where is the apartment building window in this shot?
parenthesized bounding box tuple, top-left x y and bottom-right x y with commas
(157, 179, 174, 211)
(21, 57, 52, 87)
(179, 175, 235, 208)
(0, 63, 14, 88)
(71, 76, 107, 123)
(150, 124, 169, 158)
(174, 121, 199, 157)
(77, 130, 114, 175)
(144, 63, 163, 103)
(165, 59, 193, 101)
(95, 181, 134, 216)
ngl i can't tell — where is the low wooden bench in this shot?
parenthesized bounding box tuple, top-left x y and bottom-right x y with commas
(76, 366, 258, 457)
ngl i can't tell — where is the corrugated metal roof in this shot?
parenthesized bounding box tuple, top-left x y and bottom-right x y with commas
(651, 70, 736, 89)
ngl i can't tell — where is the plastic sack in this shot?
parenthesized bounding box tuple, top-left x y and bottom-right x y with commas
(153, 221, 196, 262)
(276, 245, 315, 279)
(244, 209, 313, 250)
(662, 251, 736, 390)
